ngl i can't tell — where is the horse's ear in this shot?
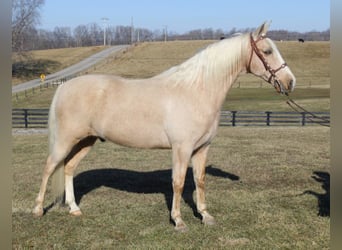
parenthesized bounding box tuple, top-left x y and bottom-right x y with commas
(252, 21, 271, 39)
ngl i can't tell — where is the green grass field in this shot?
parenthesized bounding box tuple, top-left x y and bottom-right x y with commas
(12, 127, 330, 249)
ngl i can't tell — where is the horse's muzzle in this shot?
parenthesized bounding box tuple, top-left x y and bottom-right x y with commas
(274, 79, 295, 95)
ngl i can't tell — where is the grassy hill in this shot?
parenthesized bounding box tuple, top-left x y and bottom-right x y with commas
(91, 41, 330, 89)
(12, 40, 330, 111)
(12, 46, 108, 85)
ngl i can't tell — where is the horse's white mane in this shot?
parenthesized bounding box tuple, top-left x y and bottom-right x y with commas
(154, 33, 249, 89)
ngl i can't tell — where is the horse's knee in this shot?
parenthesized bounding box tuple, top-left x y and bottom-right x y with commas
(172, 180, 184, 193)
(195, 178, 205, 189)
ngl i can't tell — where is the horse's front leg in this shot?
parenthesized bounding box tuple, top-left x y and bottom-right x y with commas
(191, 144, 216, 226)
(171, 144, 193, 232)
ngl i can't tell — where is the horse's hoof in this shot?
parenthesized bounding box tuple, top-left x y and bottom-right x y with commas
(175, 222, 188, 233)
(70, 210, 82, 216)
(32, 207, 44, 217)
(202, 215, 216, 226)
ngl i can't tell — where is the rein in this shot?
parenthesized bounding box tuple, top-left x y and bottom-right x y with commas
(247, 33, 288, 93)
(286, 98, 330, 127)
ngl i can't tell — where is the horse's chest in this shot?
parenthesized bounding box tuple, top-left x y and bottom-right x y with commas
(194, 113, 220, 147)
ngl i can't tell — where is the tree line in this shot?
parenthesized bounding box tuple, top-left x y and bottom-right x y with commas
(15, 24, 331, 52)
(12, 0, 330, 52)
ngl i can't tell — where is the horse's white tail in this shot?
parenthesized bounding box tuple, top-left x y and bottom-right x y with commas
(49, 87, 65, 205)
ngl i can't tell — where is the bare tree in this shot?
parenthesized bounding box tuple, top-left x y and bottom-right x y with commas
(74, 25, 91, 47)
(53, 26, 73, 48)
(35, 29, 55, 49)
(202, 28, 214, 40)
(187, 29, 202, 40)
(106, 26, 116, 45)
(135, 28, 153, 42)
(12, 0, 45, 52)
(115, 26, 132, 44)
(88, 23, 102, 46)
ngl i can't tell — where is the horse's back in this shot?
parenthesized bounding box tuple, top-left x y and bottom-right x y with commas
(52, 74, 172, 148)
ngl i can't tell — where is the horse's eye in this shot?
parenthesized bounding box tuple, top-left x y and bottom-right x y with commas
(264, 49, 272, 55)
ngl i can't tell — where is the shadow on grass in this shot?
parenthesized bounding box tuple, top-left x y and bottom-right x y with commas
(72, 165, 239, 219)
(304, 171, 330, 217)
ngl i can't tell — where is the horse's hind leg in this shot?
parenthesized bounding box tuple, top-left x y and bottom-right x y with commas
(191, 145, 216, 226)
(64, 136, 97, 216)
(33, 146, 71, 217)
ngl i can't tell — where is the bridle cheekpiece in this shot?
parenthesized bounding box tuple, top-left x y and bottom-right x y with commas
(247, 33, 288, 94)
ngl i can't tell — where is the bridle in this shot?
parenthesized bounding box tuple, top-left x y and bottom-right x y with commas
(247, 33, 288, 94)
(246, 33, 329, 127)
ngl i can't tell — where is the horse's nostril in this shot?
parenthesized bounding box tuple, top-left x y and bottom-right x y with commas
(289, 79, 295, 91)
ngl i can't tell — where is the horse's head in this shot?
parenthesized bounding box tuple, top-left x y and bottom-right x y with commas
(246, 22, 296, 95)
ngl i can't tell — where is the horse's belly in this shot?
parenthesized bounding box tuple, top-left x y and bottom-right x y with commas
(105, 131, 171, 149)
(96, 120, 171, 149)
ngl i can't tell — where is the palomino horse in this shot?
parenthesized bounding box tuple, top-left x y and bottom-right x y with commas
(33, 22, 296, 232)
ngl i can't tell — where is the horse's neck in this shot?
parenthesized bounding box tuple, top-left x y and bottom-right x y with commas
(197, 41, 247, 111)
(158, 36, 248, 111)
(202, 63, 244, 113)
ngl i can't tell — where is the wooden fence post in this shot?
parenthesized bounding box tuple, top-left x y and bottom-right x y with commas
(232, 111, 237, 126)
(266, 111, 271, 126)
(301, 112, 306, 126)
(24, 109, 28, 128)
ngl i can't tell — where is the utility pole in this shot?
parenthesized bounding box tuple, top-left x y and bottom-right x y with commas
(163, 25, 168, 42)
(131, 16, 134, 44)
(102, 17, 109, 46)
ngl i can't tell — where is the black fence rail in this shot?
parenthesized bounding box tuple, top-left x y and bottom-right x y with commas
(12, 109, 49, 128)
(12, 109, 330, 129)
(220, 111, 330, 127)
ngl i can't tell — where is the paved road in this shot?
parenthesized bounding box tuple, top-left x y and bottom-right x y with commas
(12, 45, 129, 93)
